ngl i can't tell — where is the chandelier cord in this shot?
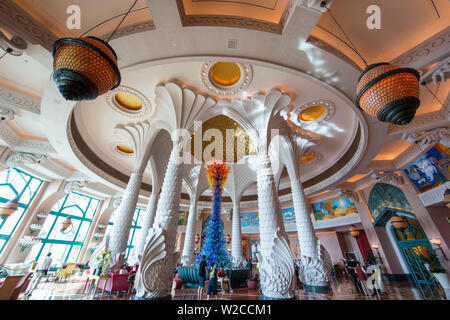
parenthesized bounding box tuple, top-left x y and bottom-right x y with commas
(324, 6, 369, 67)
(79, 6, 148, 38)
(424, 84, 443, 106)
(107, 0, 139, 42)
(430, 0, 440, 18)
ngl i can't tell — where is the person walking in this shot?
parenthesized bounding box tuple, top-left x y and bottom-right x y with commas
(25, 252, 52, 298)
(206, 262, 218, 300)
(197, 255, 207, 299)
(346, 258, 363, 294)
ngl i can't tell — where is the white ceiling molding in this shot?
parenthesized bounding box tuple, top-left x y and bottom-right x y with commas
(100, 20, 156, 42)
(387, 109, 450, 136)
(6, 151, 46, 168)
(0, 0, 58, 51)
(391, 26, 450, 70)
(404, 127, 450, 146)
(420, 56, 450, 86)
(419, 181, 450, 207)
(298, 0, 334, 13)
(0, 86, 41, 114)
(369, 170, 404, 187)
(0, 122, 55, 154)
(0, 106, 15, 121)
(64, 180, 87, 194)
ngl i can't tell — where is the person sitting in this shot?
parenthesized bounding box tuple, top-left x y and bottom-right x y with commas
(217, 265, 232, 293)
(206, 263, 218, 300)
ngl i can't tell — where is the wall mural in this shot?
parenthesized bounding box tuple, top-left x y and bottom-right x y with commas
(404, 142, 449, 193)
(177, 210, 188, 226)
(311, 196, 358, 221)
(368, 183, 413, 222)
(240, 209, 296, 227)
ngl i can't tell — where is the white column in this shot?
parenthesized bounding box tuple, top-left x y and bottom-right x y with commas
(181, 201, 197, 266)
(291, 178, 332, 288)
(135, 146, 184, 299)
(231, 201, 243, 263)
(291, 179, 316, 257)
(109, 172, 143, 268)
(134, 193, 159, 262)
(255, 154, 296, 299)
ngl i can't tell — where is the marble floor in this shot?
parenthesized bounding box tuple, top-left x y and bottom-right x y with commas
(19, 275, 446, 301)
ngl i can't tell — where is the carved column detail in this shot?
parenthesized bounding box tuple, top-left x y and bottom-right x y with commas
(135, 146, 183, 299)
(255, 154, 295, 299)
(231, 201, 244, 266)
(109, 172, 143, 270)
(134, 194, 159, 262)
(291, 179, 316, 258)
(181, 201, 197, 266)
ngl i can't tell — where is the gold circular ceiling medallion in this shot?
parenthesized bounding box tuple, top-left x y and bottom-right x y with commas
(300, 154, 316, 162)
(210, 62, 242, 87)
(116, 145, 134, 154)
(298, 105, 325, 122)
(114, 92, 143, 111)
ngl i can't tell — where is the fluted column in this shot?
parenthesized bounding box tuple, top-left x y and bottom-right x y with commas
(255, 154, 296, 299)
(231, 201, 243, 263)
(291, 178, 332, 289)
(134, 193, 159, 262)
(291, 179, 316, 257)
(109, 172, 143, 268)
(135, 146, 184, 299)
(181, 201, 197, 266)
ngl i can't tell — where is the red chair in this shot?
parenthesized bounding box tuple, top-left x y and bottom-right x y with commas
(98, 272, 129, 295)
(173, 273, 183, 289)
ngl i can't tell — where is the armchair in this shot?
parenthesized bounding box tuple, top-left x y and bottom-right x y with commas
(98, 272, 130, 295)
(55, 263, 77, 282)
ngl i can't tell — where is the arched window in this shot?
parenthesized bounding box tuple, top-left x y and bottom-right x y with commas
(27, 192, 100, 266)
(0, 168, 42, 253)
(106, 207, 144, 262)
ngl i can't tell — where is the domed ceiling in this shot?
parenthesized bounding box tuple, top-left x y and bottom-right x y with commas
(68, 58, 365, 201)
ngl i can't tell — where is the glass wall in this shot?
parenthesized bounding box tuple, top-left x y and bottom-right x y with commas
(0, 168, 42, 253)
(27, 192, 100, 266)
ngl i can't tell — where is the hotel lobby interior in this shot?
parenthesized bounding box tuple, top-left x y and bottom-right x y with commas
(0, 0, 449, 303)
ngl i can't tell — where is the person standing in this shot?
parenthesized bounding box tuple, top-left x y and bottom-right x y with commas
(197, 255, 207, 299)
(25, 252, 52, 297)
(206, 263, 218, 300)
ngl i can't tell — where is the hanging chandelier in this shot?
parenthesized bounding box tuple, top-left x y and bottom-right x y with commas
(0, 198, 19, 220)
(52, 36, 120, 101)
(51, 1, 139, 101)
(355, 63, 420, 125)
(319, 1, 421, 125)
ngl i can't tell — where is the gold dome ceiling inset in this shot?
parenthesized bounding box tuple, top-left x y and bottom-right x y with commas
(300, 154, 316, 162)
(116, 145, 134, 154)
(190, 114, 256, 163)
(298, 105, 325, 122)
(210, 62, 242, 87)
(114, 92, 143, 111)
